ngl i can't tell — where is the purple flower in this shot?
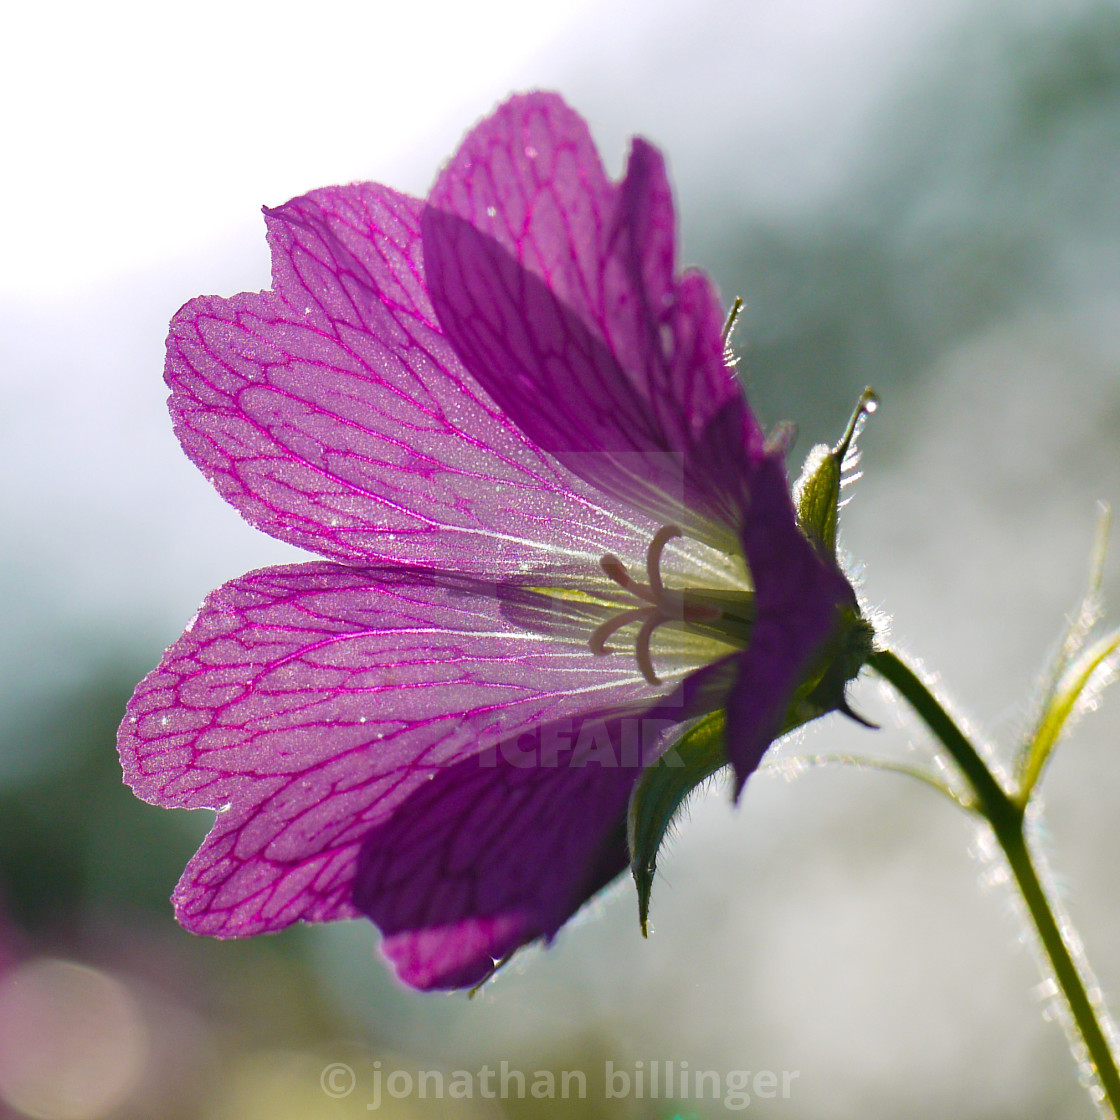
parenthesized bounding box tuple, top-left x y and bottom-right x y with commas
(118, 93, 858, 990)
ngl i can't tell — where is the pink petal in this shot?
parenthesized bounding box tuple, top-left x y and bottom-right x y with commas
(166, 181, 650, 574)
(119, 562, 662, 935)
(423, 92, 755, 544)
(725, 456, 855, 794)
(356, 736, 634, 989)
(355, 657, 738, 989)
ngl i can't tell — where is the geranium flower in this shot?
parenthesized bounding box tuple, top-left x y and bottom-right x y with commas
(118, 92, 863, 990)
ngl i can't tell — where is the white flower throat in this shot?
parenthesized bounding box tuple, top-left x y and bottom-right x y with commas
(591, 524, 755, 685)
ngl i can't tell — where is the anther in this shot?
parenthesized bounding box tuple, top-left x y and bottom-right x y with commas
(600, 554, 657, 604)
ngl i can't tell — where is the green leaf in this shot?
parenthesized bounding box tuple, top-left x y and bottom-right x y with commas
(1016, 503, 1116, 802)
(1018, 624, 1120, 803)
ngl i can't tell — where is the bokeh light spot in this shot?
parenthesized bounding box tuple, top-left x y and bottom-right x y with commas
(0, 958, 147, 1120)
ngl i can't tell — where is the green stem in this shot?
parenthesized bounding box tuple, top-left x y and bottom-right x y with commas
(869, 648, 1120, 1115)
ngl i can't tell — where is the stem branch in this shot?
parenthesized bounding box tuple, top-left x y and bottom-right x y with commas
(869, 648, 1120, 1115)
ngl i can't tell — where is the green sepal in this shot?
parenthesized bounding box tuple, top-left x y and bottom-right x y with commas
(796, 606, 877, 724)
(794, 387, 878, 556)
(627, 710, 727, 937)
(627, 605, 877, 937)
(795, 445, 842, 555)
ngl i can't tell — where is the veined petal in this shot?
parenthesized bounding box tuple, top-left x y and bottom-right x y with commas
(423, 92, 752, 544)
(119, 562, 665, 936)
(355, 735, 633, 990)
(126, 90, 869, 991)
(605, 139, 746, 453)
(355, 656, 738, 989)
(166, 181, 652, 574)
(725, 456, 855, 794)
(427, 93, 614, 348)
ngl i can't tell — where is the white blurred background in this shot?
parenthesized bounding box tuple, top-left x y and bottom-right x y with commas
(3, 0, 1120, 1116)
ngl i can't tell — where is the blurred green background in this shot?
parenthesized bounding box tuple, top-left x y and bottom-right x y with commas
(3, 0, 1120, 1116)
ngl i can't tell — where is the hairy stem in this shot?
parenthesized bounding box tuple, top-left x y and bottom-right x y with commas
(869, 648, 1120, 1115)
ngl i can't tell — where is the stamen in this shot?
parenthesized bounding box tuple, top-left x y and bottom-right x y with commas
(591, 523, 727, 682)
(634, 616, 663, 685)
(645, 525, 682, 600)
(589, 608, 652, 656)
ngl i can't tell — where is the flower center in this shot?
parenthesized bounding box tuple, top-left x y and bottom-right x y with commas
(591, 525, 724, 685)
